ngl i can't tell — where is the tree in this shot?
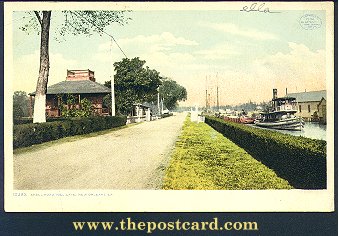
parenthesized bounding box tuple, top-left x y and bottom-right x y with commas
(13, 91, 29, 118)
(159, 78, 187, 110)
(21, 11, 130, 123)
(108, 57, 162, 115)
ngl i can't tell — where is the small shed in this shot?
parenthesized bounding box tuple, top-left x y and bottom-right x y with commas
(126, 103, 152, 123)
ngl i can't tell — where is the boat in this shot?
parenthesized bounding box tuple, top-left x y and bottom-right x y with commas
(254, 89, 304, 131)
(240, 115, 255, 124)
(224, 115, 240, 123)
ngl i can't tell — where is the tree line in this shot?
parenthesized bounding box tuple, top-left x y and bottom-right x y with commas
(103, 57, 187, 115)
(13, 57, 187, 118)
(15, 10, 186, 121)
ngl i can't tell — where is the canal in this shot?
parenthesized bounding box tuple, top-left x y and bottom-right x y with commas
(250, 122, 327, 141)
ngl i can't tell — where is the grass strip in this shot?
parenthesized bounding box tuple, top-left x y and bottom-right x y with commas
(162, 116, 292, 190)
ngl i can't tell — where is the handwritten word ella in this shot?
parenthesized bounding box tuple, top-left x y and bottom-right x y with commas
(240, 3, 281, 14)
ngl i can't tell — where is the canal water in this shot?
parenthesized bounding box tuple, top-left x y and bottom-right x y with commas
(250, 123, 327, 141)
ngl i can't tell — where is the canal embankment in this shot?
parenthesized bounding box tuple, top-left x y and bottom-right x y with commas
(248, 122, 327, 141)
(162, 116, 292, 190)
(205, 116, 326, 189)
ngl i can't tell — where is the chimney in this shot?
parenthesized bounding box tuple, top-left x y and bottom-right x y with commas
(273, 89, 277, 99)
(286, 88, 288, 96)
(66, 69, 95, 82)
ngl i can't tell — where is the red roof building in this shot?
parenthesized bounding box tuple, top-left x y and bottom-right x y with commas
(29, 69, 111, 117)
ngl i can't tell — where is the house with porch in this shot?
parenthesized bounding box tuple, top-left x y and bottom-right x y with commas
(29, 69, 111, 117)
(287, 90, 326, 123)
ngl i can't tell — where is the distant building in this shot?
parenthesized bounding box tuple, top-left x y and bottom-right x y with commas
(287, 90, 326, 123)
(255, 106, 263, 111)
(127, 103, 152, 123)
(29, 69, 111, 117)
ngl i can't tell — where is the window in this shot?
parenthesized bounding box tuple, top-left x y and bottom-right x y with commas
(308, 104, 311, 113)
(299, 105, 302, 112)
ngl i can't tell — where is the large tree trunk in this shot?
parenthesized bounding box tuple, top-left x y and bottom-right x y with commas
(33, 11, 51, 123)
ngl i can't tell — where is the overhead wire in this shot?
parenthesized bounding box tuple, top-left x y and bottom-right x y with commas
(9, 11, 128, 58)
(72, 11, 128, 58)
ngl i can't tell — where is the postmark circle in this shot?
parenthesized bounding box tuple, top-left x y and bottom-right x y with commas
(299, 14, 322, 30)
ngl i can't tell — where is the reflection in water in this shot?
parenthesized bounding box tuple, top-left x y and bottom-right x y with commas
(250, 123, 327, 141)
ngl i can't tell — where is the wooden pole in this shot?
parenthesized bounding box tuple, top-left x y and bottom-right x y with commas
(157, 88, 160, 115)
(110, 39, 116, 116)
(111, 76, 115, 116)
(217, 86, 219, 111)
(29, 95, 33, 118)
(205, 76, 208, 110)
(216, 73, 219, 111)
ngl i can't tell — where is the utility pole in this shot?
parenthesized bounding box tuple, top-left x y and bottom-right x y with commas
(161, 98, 164, 113)
(216, 72, 219, 112)
(157, 88, 160, 115)
(111, 73, 116, 116)
(205, 76, 208, 111)
(110, 39, 115, 116)
(217, 86, 219, 111)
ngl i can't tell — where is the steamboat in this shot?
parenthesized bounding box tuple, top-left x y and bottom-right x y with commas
(255, 89, 304, 131)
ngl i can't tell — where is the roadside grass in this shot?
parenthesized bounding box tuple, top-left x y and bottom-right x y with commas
(162, 117, 292, 190)
(13, 123, 139, 155)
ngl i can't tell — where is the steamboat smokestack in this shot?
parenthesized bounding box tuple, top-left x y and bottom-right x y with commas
(273, 88, 277, 99)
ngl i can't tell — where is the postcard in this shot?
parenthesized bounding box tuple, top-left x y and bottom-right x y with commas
(4, 1, 334, 212)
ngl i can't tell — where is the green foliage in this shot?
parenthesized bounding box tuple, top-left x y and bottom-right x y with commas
(13, 91, 29, 118)
(13, 117, 71, 125)
(162, 116, 292, 190)
(58, 94, 94, 118)
(19, 12, 40, 35)
(14, 118, 33, 125)
(78, 98, 93, 117)
(57, 11, 131, 41)
(103, 93, 112, 115)
(103, 93, 122, 116)
(159, 78, 187, 110)
(104, 73, 188, 115)
(20, 11, 131, 41)
(111, 57, 162, 115)
(13, 116, 127, 149)
(205, 116, 327, 189)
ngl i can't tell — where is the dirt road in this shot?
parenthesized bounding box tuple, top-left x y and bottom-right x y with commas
(13, 112, 187, 190)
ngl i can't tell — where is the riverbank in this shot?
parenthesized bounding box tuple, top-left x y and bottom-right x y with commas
(248, 122, 326, 141)
(162, 116, 292, 190)
(205, 116, 326, 189)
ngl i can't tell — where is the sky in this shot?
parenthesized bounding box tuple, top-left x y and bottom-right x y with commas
(10, 6, 327, 107)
